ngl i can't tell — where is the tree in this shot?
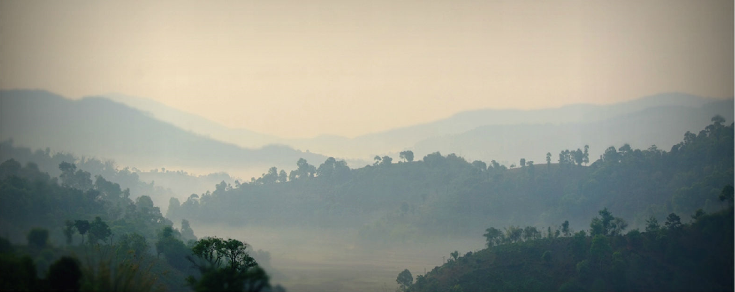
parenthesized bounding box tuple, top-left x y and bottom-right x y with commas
(396, 269, 413, 291)
(295, 158, 316, 179)
(664, 213, 682, 230)
(645, 216, 660, 233)
(450, 251, 459, 262)
(399, 151, 414, 162)
(88, 216, 112, 244)
(181, 219, 197, 242)
(589, 235, 611, 267)
(712, 114, 726, 125)
(523, 226, 541, 241)
(47, 256, 82, 292)
(63, 220, 76, 245)
(546, 152, 552, 167)
(27, 228, 49, 249)
(719, 185, 733, 206)
(59, 162, 92, 190)
(278, 170, 287, 183)
(74, 220, 90, 244)
(504, 226, 523, 243)
(156, 226, 190, 270)
(583, 145, 590, 165)
(380, 156, 393, 166)
(542, 250, 552, 263)
(187, 237, 268, 292)
(573, 149, 584, 165)
(590, 208, 626, 236)
(472, 160, 487, 171)
(117, 233, 149, 256)
(561, 220, 571, 237)
(484, 227, 504, 247)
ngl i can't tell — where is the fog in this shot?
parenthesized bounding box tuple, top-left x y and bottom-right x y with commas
(0, 1, 732, 291)
(188, 223, 484, 292)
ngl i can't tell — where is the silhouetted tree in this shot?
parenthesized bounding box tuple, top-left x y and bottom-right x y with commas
(47, 256, 82, 292)
(88, 216, 111, 244)
(397, 269, 413, 291)
(400, 150, 415, 162)
(27, 228, 48, 249)
(719, 185, 733, 206)
(63, 220, 76, 245)
(664, 213, 682, 230)
(74, 220, 90, 244)
(187, 237, 269, 292)
(484, 227, 504, 247)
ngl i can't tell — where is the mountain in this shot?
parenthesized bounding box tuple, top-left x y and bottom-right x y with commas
(0, 90, 327, 178)
(104, 93, 279, 149)
(412, 99, 735, 165)
(289, 93, 731, 160)
(105, 92, 731, 165)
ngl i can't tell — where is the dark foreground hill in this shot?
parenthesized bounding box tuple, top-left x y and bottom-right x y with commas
(405, 207, 733, 292)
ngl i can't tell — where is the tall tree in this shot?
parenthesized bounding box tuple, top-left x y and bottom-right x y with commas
(396, 269, 413, 291)
(399, 151, 415, 163)
(74, 220, 90, 244)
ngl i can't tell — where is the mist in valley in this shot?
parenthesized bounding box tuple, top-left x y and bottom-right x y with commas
(1, 1, 733, 291)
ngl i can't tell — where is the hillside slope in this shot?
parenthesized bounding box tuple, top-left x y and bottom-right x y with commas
(0, 90, 327, 176)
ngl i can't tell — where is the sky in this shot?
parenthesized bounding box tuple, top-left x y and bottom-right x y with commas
(0, 0, 732, 138)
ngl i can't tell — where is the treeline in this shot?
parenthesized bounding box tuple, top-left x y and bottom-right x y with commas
(402, 203, 734, 292)
(0, 159, 279, 291)
(169, 117, 733, 242)
(0, 140, 237, 208)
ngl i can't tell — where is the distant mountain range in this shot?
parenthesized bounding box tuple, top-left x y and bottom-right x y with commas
(1, 90, 732, 177)
(0, 90, 328, 178)
(106, 92, 733, 166)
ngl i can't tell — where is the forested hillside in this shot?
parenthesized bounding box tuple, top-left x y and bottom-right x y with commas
(0, 158, 279, 291)
(0, 140, 240, 210)
(404, 206, 733, 292)
(170, 117, 733, 243)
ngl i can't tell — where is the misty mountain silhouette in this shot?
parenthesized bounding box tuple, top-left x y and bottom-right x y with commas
(0, 90, 328, 175)
(105, 91, 732, 165)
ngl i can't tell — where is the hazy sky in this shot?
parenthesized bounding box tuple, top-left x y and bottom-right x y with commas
(1, 0, 732, 138)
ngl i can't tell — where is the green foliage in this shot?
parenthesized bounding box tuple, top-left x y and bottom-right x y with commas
(409, 207, 734, 292)
(397, 269, 413, 291)
(180, 219, 197, 242)
(117, 233, 149, 257)
(542, 250, 552, 263)
(155, 226, 190, 271)
(64, 220, 76, 245)
(187, 237, 269, 292)
(89, 216, 112, 245)
(589, 208, 627, 236)
(664, 213, 682, 230)
(80, 246, 163, 292)
(27, 228, 49, 249)
(75, 220, 91, 244)
(719, 185, 733, 205)
(400, 151, 415, 163)
(0, 253, 38, 291)
(47, 256, 82, 292)
(483, 227, 504, 247)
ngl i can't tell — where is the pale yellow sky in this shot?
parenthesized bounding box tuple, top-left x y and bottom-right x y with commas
(0, 0, 732, 138)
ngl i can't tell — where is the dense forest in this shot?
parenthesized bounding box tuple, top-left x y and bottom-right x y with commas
(401, 205, 733, 292)
(0, 158, 280, 291)
(0, 117, 731, 291)
(168, 117, 733, 243)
